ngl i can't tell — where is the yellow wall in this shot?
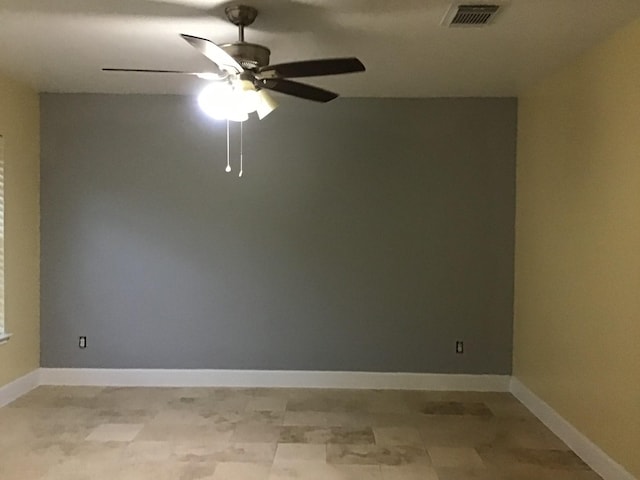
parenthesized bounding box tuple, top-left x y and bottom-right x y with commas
(514, 18, 640, 477)
(0, 74, 40, 387)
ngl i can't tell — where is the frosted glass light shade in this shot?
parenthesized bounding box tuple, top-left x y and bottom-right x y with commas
(256, 90, 278, 119)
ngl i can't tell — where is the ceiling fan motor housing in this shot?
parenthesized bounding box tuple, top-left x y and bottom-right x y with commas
(220, 42, 271, 70)
(221, 6, 270, 70)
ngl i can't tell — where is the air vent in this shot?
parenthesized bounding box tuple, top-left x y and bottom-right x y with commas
(443, 4, 501, 27)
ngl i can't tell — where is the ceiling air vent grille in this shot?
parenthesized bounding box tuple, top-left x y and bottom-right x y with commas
(445, 4, 501, 27)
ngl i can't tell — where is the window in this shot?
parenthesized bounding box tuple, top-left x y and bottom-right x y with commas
(0, 135, 7, 344)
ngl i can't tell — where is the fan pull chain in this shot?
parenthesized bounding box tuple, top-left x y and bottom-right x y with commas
(239, 121, 244, 178)
(225, 119, 231, 173)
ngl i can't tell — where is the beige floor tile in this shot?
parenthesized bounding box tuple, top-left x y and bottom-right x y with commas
(177, 442, 277, 463)
(41, 463, 118, 480)
(492, 417, 570, 450)
(420, 401, 493, 417)
(476, 443, 589, 471)
(169, 387, 213, 399)
(419, 416, 495, 447)
(9, 386, 104, 408)
(212, 462, 271, 480)
(373, 427, 423, 447)
(211, 398, 251, 412)
(0, 456, 51, 480)
(180, 463, 220, 480)
(274, 443, 327, 464)
(428, 447, 485, 468)
(242, 410, 286, 425)
(37, 443, 126, 480)
(283, 411, 330, 426)
(269, 463, 321, 480)
(332, 465, 383, 479)
(269, 463, 381, 480)
(511, 448, 589, 469)
(150, 408, 213, 426)
(490, 463, 602, 480)
(380, 465, 439, 480)
(246, 396, 288, 412)
(173, 440, 227, 458)
(85, 423, 144, 442)
(220, 443, 278, 463)
(117, 460, 196, 480)
(230, 422, 280, 443)
(279, 426, 375, 444)
(98, 388, 174, 411)
(124, 440, 173, 462)
(327, 444, 429, 466)
(136, 423, 234, 443)
(365, 392, 413, 414)
(366, 413, 426, 429)
(434, 466, 495, 480)
(286, 397, 367, 414)
(94, 407, 156, 424)
(327, 411, 375, 427)
(0, 386, 601, 480)
(232, 422, 282, 443)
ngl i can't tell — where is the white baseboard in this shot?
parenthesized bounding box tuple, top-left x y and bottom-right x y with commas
(0, 369, 40, 407)
(39, 368, 510, 391)
(510, 377, 635, 480)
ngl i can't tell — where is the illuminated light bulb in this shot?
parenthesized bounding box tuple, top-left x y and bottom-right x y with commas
(198, 81, 234, 120)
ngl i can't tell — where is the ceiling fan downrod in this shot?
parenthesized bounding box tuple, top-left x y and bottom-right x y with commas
(225, 5, 258, 43)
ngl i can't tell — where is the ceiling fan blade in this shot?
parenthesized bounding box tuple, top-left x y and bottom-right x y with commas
(103, 68, 223, 79)
(256, 58, 365, 79)
(257, 78, 338, 103)
(180, 34, 243, 74)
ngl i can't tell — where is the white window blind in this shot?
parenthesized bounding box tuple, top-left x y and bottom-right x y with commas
(0, 136, 4, 335)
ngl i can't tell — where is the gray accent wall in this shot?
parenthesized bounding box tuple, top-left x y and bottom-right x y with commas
(40, 94, 516, 373)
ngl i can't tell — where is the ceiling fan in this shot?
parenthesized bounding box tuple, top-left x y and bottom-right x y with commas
(103, 4, 366, 120)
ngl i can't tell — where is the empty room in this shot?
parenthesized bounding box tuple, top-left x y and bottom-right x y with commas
(0, 1, 638, 479)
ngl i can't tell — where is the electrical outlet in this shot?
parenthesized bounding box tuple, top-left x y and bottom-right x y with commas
(455, 340, 464, 354)
(79, 336, 87, 349)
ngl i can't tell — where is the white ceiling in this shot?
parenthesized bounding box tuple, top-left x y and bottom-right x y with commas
(1, 0, 640, 97)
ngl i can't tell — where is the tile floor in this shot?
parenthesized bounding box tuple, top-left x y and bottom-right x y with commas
(0, 387, 601, 480)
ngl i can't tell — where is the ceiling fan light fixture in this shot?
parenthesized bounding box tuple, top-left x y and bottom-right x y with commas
(198, 79, 259, 122)
(256, 90, 278, 120)
(236, 79, 261, 113)
(198, 81, 234, 120)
